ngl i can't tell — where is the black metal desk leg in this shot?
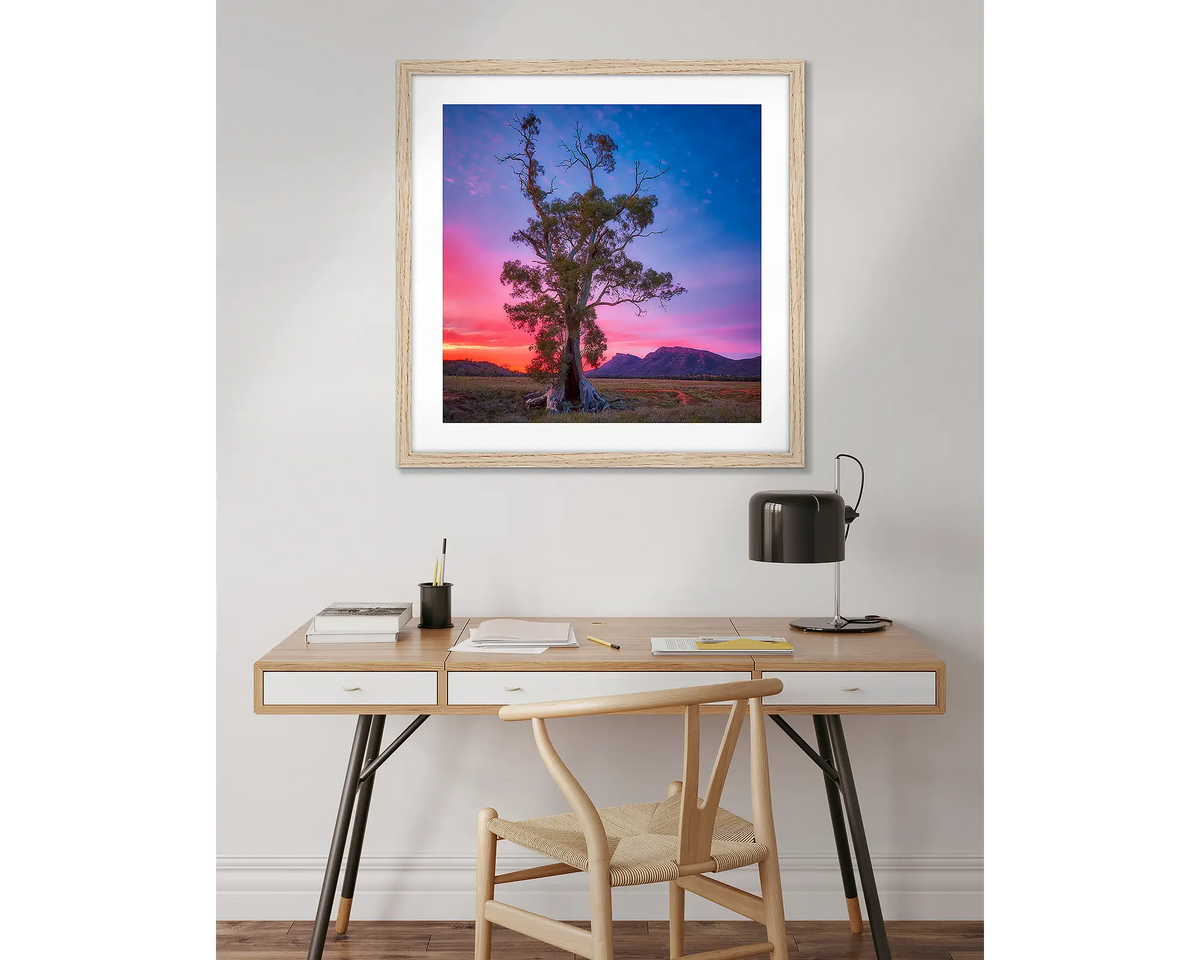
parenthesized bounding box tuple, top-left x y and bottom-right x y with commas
(812, 716, 862, 934)
(824, 715, 892, 960)
(307, 715, 372, 960)
(336, 715, 386, 935)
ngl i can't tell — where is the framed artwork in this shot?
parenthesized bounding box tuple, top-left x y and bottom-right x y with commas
(397, 60, 804, 467)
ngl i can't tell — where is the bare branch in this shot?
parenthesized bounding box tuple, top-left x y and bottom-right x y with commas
(630, 160, 670, 195)
(556, 122, 597, 185)
(590, 296, 653, 315)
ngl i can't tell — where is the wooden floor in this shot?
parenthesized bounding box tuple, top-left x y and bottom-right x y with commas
(217, 921, 983, 960)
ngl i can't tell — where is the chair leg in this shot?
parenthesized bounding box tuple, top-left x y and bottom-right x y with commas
(476, 808, 498, 960)
(589, 864, 615, 960)
(668, 880, 685, 958)
(749, 699, 789, 960)
(666, 780, 684, 958)
(757, 850, 789, 960)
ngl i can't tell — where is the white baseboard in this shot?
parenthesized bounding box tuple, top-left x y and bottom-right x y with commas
(217, 852, 982, 921)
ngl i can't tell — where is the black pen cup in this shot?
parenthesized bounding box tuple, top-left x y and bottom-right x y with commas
(418, 582, 453, 628)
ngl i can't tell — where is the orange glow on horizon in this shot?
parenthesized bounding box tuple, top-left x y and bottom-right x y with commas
(443, 342, 532, 372)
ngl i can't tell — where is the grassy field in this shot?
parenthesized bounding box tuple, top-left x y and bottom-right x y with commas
(443, 376, 761, 423)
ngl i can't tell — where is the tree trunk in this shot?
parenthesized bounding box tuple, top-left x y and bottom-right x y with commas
(524, 325, 610, 414)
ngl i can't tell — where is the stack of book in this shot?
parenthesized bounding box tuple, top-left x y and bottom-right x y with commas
(305, 603, 413, 643)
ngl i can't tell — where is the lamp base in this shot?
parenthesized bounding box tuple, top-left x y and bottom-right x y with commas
(789, 616, 888, 633)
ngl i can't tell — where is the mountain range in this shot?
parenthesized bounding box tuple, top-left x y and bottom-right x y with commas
(443, 359, 522, 377)
(588, 346, 761, 380)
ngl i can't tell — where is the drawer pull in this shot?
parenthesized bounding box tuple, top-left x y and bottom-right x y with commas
(841, 686, 861, 692)
(342, 685, 362, 692)
(503, 686, 522, 692)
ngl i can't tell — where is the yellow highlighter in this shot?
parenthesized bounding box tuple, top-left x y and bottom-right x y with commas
(586, 635, 621, 650)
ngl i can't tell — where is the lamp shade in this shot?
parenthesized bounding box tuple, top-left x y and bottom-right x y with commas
(749, 490, 847, 563)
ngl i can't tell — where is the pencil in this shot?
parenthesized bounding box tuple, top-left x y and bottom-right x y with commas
(586, 635, 620, 650)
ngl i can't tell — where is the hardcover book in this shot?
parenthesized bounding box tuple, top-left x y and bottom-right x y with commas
(304, 629, 402, 644)
(310, 602, 413, 634)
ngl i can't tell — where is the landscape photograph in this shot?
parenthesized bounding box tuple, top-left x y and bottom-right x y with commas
(443, 103, 763, 424)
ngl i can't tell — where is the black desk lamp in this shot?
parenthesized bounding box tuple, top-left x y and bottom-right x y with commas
(749, 453, 889, 633)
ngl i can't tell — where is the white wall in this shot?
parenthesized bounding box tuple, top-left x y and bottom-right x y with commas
(217, 0, 982, 920)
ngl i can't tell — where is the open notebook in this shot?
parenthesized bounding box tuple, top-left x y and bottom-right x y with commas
(651, 636, 794, 655)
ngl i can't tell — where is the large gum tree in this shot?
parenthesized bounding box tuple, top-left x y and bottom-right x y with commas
(497, 112, 685, 413)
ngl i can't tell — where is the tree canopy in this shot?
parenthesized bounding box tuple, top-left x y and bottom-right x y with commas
(496, 112, 685, 409)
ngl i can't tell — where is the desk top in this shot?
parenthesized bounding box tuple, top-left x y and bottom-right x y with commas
(255, 617, 943, 671)
(254, 616, 945, 716)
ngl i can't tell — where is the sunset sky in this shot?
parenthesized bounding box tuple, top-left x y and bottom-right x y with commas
(444, 104, 762, 371)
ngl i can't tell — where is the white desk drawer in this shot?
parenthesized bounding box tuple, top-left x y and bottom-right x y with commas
(262, 671, 438, 706)
(763, 671, 937, 706)
(448, 671, 753, 706)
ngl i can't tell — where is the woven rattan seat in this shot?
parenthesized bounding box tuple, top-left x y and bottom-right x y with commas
(488, 792, 768, 887)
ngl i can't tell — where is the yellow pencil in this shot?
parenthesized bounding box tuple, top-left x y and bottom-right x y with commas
(586, 635, 620, 650)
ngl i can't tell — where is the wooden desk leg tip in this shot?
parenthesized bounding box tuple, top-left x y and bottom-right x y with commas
(846, 897, 863, 934)
(335, 896, 353, 935)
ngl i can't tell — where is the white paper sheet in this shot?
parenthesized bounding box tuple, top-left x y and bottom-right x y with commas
(449, 639, 549, 654)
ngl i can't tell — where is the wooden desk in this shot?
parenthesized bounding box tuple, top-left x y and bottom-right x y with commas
(255, 617, 945, 716)
(254, 617, 946, 960)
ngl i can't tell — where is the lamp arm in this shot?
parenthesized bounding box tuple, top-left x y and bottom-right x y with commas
(835, 453, 866, 539)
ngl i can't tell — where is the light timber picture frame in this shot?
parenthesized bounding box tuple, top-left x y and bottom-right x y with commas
(397, 59, 804, 468)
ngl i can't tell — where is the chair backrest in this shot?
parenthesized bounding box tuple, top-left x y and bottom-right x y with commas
(496, 678, 782, 721)
(499, 678, 783, 870)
